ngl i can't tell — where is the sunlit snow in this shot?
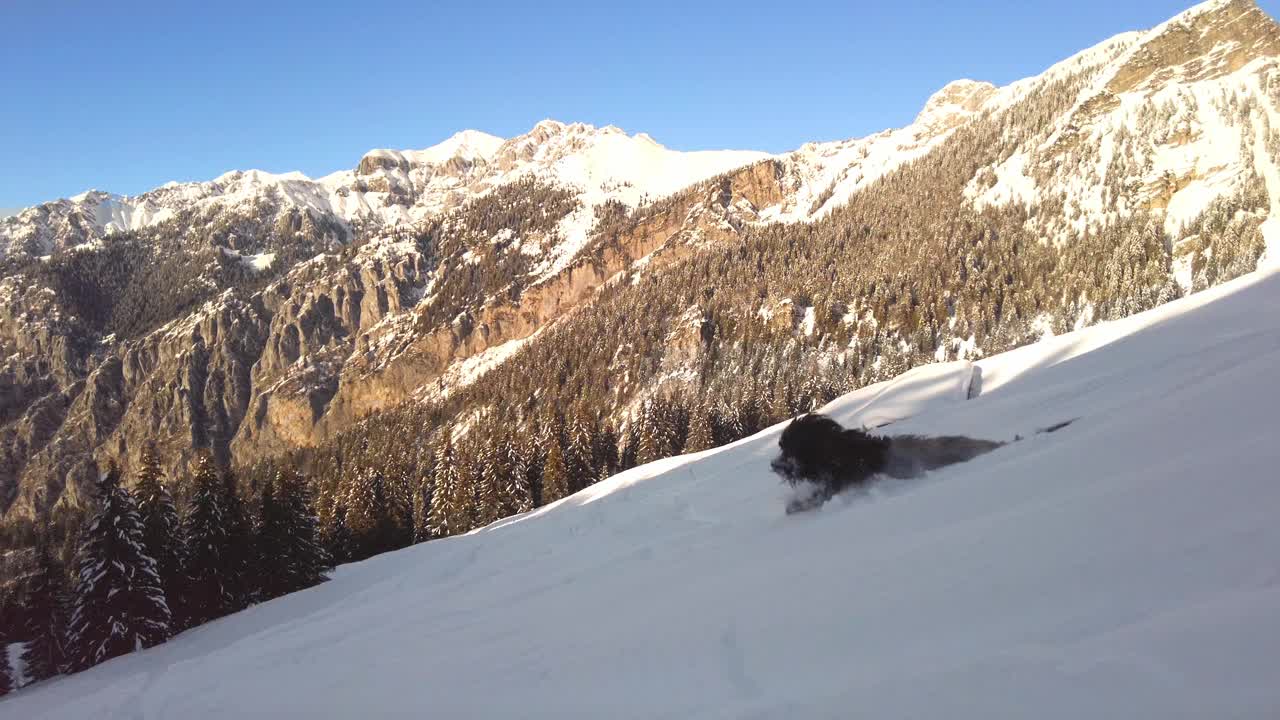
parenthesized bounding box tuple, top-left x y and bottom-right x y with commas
(7, 260, 1280, 718)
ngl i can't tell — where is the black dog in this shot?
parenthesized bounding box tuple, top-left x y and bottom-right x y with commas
(771, 414, 1006, 513)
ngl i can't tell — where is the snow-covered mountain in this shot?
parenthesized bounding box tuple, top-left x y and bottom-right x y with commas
(9, 2, 1276, 264)
(0, 122, 767, 261)
(0, 0, 1277, 518)
(7, 253, 1280, 718)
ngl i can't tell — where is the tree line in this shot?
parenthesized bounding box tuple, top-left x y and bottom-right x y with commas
(0, 447, 329, 694)
(1, 376, 832, 694)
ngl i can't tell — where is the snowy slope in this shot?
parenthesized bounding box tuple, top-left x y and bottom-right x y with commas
(8, 262, 1280, 717)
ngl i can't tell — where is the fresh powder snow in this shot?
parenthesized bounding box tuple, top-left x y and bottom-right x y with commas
(5, 260, 1280, 717)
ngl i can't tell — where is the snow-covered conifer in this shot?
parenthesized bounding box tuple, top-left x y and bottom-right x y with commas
(66, 466, 171, 671)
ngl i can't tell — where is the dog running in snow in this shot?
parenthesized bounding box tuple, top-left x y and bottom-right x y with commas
(770, 414, 1007, 514)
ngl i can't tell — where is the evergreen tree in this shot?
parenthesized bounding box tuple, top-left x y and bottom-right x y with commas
(592, 421, 620, 482)
(220, 470, 254, 611)
(258, 470, 330, 598)
(473, 438, 504, 527)
(411, 472, 433, 543)
(0, 625, 11, 696)
(181, 453, 234, 627)
(427, 436, 461, 538)
(635, 401, 664, 466)
(501, 437, 534, 515)
(133, 444, 184, 633)
(448, 450, 478, 534)
(320, 496, 353, 565)
(565, 413, 597, 493)
(66, 466, 171, 671)
(278, 470, 332, 591)
(21, 540, 70, 683)
(540, 434, 571, 505)
(685, 401, 717, 453)
(255, 478, 285, 600)
(383, 467, 416, 548)
(344, 467, 397, 559)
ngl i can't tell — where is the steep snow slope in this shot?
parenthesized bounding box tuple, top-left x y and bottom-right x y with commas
(8, 263, 1280, 718)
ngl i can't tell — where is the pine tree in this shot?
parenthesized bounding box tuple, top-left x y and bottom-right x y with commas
(22, 540, 70, 683)
(258, 470, 330, 598)
(0, 624, 11, 696)
(685, 401, 717, 453)
(427, 436, 461, 538)
(133, 444, 184, 634)
(635, 401, 664, 466)
(565, 413, 595, 493)
(278, 470, 331, 591)
(540, 435, 571, 505)
(181, 453, 234, 627)
(220, 470, 254, 611)
(411, 471, 433, 543)
(321, 498, 353, 565)
(66, 466, 171, 671)
(501, 437, 534, 515)
(473, 437, 504, 527)
(592, 421, 620, 482)
(344, 467, 396, 559)
(255, 478, 285, 600)
(383, 466, 416, 549)
(449, 450, 478, 534)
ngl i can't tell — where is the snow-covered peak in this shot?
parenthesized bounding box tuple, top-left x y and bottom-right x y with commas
(492, 119, 771, 280)
(0, 119, 770, 261)
(498, 119, 767, 195)
(913, 79, 997, 132)
(417, 129, 505, 164)
(359, 130, 506, 175)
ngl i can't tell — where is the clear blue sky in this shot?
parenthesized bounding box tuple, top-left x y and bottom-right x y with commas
(2, 0, 1277, 211)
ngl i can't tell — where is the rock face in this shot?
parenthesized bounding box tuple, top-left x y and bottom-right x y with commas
(914, 80, 998, 135)
(1106, 0, 1280, 93)
(1, 0, 1277, 518)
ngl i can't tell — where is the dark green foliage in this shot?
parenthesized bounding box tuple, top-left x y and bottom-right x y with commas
(219, 470, 254, 613)
(540, 433, 571, 506)
(501, 436, 534, 516)
(0, 450, 333, 685)
(29, 235, 142, 332)
(427, 437, 465, 538)
(344, 467, 401, 560)
(0, 624, 10, 695)
(133, 445, 184, 637)
(181, 454, 237, 627)
(21, 541, 70, 682)
(66, 466, 171, 671)
(256, 470, 330, 600)
(685, 400, 717, 454)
